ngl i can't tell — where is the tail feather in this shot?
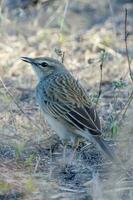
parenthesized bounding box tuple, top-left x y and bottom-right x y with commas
(94, 136, 118, 164)
(76, 130, 120, 164)
(94, 137, 129, 178)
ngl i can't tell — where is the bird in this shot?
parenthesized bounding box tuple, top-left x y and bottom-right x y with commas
(21, 56, 116, 162)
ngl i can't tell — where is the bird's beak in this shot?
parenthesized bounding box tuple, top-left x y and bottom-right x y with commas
(21, 56, 34, 64)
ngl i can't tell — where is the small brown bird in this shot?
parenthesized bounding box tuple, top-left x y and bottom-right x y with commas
(21, 56, 116, 162)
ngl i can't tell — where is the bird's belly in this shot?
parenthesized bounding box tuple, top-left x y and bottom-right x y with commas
(44, 113, 75, 142)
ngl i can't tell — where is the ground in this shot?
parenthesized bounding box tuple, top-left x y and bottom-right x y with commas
(0, 0, 133, 199)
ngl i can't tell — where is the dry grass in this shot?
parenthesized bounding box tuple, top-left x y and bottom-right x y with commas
(0, 0, 133, 199)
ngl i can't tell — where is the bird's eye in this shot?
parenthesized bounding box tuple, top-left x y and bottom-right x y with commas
(41, 62, 48, 67)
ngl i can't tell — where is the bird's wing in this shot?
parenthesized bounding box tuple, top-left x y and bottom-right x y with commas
(43, 73, 102, 136)
(44, 101, 101, 136)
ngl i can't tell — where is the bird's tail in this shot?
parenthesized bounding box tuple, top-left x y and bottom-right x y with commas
(93, 136, 119, 164)
(94, 136, 130, 179)
(77, 130, 120, 164)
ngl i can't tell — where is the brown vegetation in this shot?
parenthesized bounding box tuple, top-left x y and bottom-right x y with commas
(0, 0, 133, 199)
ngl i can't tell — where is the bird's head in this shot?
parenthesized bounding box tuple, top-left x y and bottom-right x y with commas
(21, 56, 66, 80)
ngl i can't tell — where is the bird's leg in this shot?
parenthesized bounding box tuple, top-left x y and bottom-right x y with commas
(70, 138, 80, 162)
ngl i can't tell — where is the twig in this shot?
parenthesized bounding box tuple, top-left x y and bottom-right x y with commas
(59, 0, 69, 32)
(34, 155, 41, 174)
(95, 50, 105, 106)
(55, 0, 69, 62)
(0, 76, 43, 131)
(45, 4, 62, 28)
(98, 62, 103, 99)
(114, 9, 133, 123)
(124, 8, 133, 82)
(61, 51, 65, 63)
(117, 90, 133, 124)
(120, 91, 133, 120)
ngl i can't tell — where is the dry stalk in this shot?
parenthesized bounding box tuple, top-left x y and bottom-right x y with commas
(124, 8, 133, 82)
(95, 50, 105, 107)
(115, 9, 133, 124)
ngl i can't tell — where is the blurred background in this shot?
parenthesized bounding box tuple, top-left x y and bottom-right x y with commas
(0, 0, 133, 200)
